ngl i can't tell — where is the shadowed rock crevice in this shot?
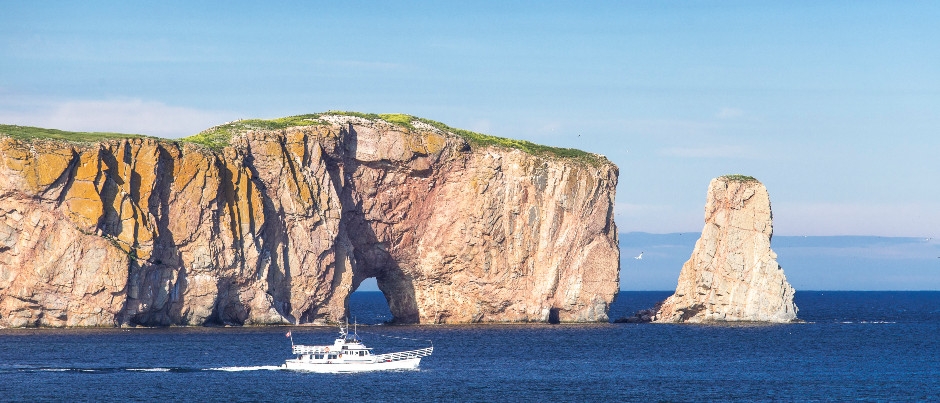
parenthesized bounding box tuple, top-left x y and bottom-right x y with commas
(336, 125, 420, 324)
(116, 142, 190, 327)
(376, 267, 419, 324)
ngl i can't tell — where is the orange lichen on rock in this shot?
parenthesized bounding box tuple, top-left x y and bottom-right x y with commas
(0, 114, 619, 327)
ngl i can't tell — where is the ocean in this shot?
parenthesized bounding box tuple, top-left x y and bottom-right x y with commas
(1, 291, 938, 402)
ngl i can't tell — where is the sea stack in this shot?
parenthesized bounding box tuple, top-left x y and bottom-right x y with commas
(653, 175, 798, 323)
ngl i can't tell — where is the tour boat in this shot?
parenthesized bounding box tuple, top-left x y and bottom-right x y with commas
(282, 322, 433, 373)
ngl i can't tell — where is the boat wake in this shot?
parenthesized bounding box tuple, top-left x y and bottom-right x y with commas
(1, 366, 197, 374)
(206, 365, 284, 372)
(0, 365, 282, 374)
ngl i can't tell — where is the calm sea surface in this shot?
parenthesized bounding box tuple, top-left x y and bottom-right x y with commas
(1, 291, 938, 402)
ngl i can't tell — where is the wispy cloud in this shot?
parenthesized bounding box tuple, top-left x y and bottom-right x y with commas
(716, 107, 745, 119)
(0, 98, 236, 138)
(615, 118, 721, 138)
(327, 60, 407, 71)
(659, 145, 756, 159)
(614, 202, 702, 233)
(774, 202, 940, 237)
(538, 121, 562, 134)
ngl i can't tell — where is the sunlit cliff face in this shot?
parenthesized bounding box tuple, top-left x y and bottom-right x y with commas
(654, 176, 798, 324)
(0, 114, 620, 327)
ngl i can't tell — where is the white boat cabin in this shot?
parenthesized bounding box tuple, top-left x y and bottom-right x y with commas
(283, 323, 433, 372)
(291, 332, 376, 362)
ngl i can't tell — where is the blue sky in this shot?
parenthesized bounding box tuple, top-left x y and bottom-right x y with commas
(2, 1, 938, 237)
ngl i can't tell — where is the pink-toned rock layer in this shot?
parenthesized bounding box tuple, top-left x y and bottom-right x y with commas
(0, 115, 619, 327)
(653, 176, 798, 323)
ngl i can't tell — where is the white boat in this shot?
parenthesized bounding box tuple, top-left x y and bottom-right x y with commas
(282, 322, 433, 373)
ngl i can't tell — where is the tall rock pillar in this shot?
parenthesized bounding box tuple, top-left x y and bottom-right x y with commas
(653, 175, 798, 323)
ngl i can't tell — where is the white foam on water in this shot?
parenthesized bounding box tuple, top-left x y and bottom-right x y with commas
(127, 368, 172, 372)
(207, 365, 284, 372)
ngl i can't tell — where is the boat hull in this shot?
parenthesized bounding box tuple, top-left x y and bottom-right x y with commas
(282, 357, 421, 373)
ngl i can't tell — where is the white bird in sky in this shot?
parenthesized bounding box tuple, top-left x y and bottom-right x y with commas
(634, 252, 643, 260)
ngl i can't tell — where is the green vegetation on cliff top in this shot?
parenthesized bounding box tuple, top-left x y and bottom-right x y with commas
(180, 114, 327, 150)
(720, 174, 759, 182)
(181, 111, 601, 161)
(0, 124, 148, 143)
(183, 111, 601, 161)
(1, 112, 603, 162)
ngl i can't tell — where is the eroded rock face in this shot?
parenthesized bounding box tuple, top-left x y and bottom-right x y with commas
(653, 177, 797, 323)
(0, 115, 619, 327)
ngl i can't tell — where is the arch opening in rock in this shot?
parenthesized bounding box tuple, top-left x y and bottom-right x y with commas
(348, 277, 393, 324)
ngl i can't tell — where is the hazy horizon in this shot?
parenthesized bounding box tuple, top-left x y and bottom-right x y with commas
(344, 232, 940, 292)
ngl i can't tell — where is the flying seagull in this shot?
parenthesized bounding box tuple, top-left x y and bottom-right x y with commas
(634, 252, 643, 260)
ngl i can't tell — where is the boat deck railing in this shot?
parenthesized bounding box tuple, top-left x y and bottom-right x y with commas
(292, 345, 433, 361)
(292, 345, 330, 354)
(373, 346, 434, 362)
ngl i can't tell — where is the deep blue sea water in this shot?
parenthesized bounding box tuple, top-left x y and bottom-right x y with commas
(2, 291, 938, 402)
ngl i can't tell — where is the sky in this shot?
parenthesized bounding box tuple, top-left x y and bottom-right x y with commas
(2, 1, 938, 238)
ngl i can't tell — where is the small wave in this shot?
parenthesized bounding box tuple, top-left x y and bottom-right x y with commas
(206, 365, 284, 372)
(40, 368, 107, 373)
(839, 321, 897, 324)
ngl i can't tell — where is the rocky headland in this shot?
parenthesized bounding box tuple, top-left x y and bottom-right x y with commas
(651, 175, 798, 323)
(0, 113, 620, 327)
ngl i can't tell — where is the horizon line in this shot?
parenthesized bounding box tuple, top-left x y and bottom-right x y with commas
(619, 231, 936, 239)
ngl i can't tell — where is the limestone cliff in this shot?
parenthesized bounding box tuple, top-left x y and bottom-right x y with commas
(653, 176, 797, 323)
(0, 114, 619, 327)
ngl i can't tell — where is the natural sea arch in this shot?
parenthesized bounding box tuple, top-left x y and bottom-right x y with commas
(348, 277, 394, 324)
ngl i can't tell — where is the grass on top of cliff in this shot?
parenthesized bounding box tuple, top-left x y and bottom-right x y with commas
(420, 118, 602, 162)
(181, 114, 328, 150)
(721, 174, 760, 182)
(181, 111, 606, 163)
(326, 111, 605, 163)
(0, 124, 149, 143)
